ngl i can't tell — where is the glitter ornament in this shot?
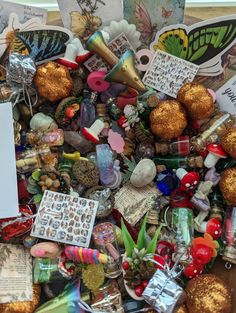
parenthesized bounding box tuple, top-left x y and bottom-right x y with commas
(177, 83, 214, 120)
(82, 264, 105, 290)
(221, 127, 236, 159)
(219, 167, 236, 204)
(186, 274, 232, 313)
(150, 100, 187, 140)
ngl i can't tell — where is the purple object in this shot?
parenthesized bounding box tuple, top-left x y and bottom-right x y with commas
(100, 83, 126, 103)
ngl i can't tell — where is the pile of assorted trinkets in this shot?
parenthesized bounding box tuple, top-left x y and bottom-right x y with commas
(0, 3, 236, 313)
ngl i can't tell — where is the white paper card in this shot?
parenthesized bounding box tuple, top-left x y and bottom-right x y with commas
(0, 1, 47, 32)
(0, 244, 32, 303)
(216, 75, 236, 117)
(57, 0, 123, 29)
(31, 190, 98, 247)
(143, 50, 199, 98)
(0, 103, 18, 219)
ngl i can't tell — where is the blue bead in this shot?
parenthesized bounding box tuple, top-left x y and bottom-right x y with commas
(156, 170, 179, 196)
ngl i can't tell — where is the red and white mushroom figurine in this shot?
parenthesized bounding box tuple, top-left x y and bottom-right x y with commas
(176, 168, 200, 191)
(58, 43, 79, 70)
(198, 217, 222, 240)
(204, 144, 227, 169)
(82, 119, 105, 143)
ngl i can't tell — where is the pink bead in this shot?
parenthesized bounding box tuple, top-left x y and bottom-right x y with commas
(87, 71, 110, 92)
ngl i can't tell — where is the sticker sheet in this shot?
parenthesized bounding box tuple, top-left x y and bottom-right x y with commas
(0, 244, 32, 303)
(31, 191, 98, 248)
(216, 75, 236, 117)
(143, 50, 199, 98)
(84, 33, 134, 72)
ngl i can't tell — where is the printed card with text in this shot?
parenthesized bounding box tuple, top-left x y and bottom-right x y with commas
(0, 244, 32, 303)
(84, 33, 134, 72)
(216, 75, 236, 117)
(31, 191, 98, 247)
(143, 50, 199, 98)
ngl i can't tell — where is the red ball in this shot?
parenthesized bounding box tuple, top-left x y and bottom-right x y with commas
(184, 262, 204, 279)
(191, 244, 213, 265)
(134, 285, 144, 297)
(153, 254, 165, 269)
(122, 261, 130, 271)
(141, 280, 149, 289)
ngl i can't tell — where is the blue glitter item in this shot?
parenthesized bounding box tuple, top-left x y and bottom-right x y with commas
(156, 170, 179, 196)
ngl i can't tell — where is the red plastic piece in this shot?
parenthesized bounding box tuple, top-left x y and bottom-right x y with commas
(184, 262, 204, 279)
(82, 127, 99, 144)
(181, 171, 200, 191)
(75, 52, 92, 63)
(190, 244, 213, 266)
(57, 58, 79, 70)
(206, 218, 222, 240)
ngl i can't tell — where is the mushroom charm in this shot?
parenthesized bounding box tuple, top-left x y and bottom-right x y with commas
(204, 144, 227, 169)
(82, 119, 105, 143)
(176, 168, 200, 191)
(197, 217, 222, 240)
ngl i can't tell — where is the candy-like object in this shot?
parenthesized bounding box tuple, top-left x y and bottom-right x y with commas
(130, 159, 156, 188)
(64, 246, 108, 264)
(87, 71, 110, 92)
(150, 100, 187, 140)
(30, 242, 62, 259)
(177, 83, 214, 120)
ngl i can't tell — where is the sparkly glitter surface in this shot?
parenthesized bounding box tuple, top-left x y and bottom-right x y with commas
(150, 100, 187, 140)
(186, 274, 232, 313)
(177, 83, 214, 120)
(219, 167, 236, 205)
(221, 127, 236, 159)
(34, 62, 73, 102)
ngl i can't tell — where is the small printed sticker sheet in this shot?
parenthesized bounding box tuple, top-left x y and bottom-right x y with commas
(31, 190, 98, 247)
(143, 50, 199, 98)
(0, 244, 32, 303)
(84, 33, 134, 72)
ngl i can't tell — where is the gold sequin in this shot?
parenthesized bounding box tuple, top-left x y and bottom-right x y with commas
(219, 167, 236, 205)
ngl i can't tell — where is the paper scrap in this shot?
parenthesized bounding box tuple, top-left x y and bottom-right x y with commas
(216, 75, 236, 117)
(143, 50, 199, 98)
(0, 102, 18, 219)
(0, 244, 32, 303)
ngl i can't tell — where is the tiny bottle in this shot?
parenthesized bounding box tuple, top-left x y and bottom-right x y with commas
(209, 187, 224, 221)
(191, 112, 235, 152)
(155, 136, 190, 156)
(79, 91, 97, 130)
(153, 155, 204, 169)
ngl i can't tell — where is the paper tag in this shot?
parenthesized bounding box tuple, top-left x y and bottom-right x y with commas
(0, 103, 18, 219)
(143, 50, 199, 98)
(0, 244, 32, 303)
(0, 1, 47, 33)
(115, 183, 160, 226)
(31, 190, 98, 248)
(216, 75, 236, 117)
(84, 33, 134, 72)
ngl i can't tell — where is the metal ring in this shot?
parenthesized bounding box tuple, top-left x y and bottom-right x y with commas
(225, 262, 232, 270)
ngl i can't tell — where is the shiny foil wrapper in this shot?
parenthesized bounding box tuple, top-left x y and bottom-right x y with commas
(142, 269, 186, 313)
(7, 53, 36, 86)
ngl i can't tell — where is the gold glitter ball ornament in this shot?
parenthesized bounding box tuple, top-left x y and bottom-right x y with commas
(0, 285, 41, 313)
(221, 127, 236, 158)
(186, 274, 232, 313)
(150, 100, 187, 140)
(177, 83, 214, 120)
(219, 167, 236, 204)
(34, 61, 73, 102)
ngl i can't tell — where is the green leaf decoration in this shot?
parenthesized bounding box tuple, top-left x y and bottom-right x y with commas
(28, 176, 38, 186)
(32, 170, 41, 181)
(137, 215, 148, 250)
(121, 219, 136, 257)
(27, 184, 41, 195)
(146, 224, 163, 254)
(122, 155, 137, 183)
(34, 193, 43, 204)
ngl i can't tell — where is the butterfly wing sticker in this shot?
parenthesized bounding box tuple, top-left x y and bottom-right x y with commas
(151, 15, 236, 76)
(0, 13, 73, 65)
(135, 0, 155, 46)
